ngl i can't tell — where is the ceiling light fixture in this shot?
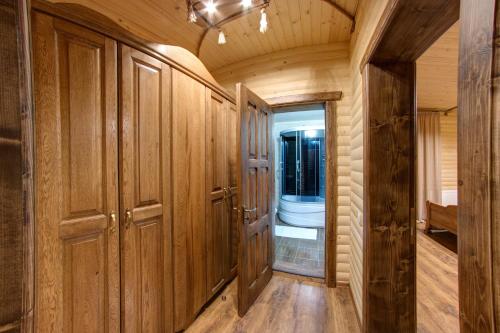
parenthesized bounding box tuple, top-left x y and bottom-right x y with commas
(205, 0, 217, 14)
(242, 0, 252, 8)
(187, 1, 197, 23)
(259, 7, 268, 33)
(218, 30, 227, 44)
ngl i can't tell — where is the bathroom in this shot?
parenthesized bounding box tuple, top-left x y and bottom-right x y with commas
(273, 105, 326, 278)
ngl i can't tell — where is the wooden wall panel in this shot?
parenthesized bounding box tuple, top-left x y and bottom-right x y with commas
(0, 0, 24, 332)
(363, 62, 416, 332)
(440, 112, 457, 191)
(348, 0, 390, 320)
(212, 42, 353, 284)
(32, 12, 120, 332)
(360, 1, 459, 331)
(172, 69, 206, 331)
(458, 0, 499, 330)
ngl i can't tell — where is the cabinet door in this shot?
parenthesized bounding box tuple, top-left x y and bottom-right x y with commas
(33, 13, 120, 332)
(120, 45, 173, 333)
(205, 89, 228, 298)
(172, 69, 206, 331)
(227, 102, 239, 279)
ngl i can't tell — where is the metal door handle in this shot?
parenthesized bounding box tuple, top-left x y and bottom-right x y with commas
(109, 211, 117, 233)
(242, 207, 256, 224)
(124, 209, 133, 229)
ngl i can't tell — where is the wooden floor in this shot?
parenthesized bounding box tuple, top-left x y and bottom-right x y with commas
(186, 225, 458, 333)
(186, 274, 360, 333)
(416, 224, 459, 332)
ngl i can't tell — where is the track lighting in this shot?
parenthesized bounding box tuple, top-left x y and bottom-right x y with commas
(259, 7, 268, 33)
(205, 0, 216, 14)
(218, 30, 226, 44)
(242, 0, 252, 8)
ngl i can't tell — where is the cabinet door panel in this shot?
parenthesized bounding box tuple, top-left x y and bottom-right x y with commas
(33, 13, 119, 332)
(227, 102, 239, 278)
(206, 90, 228, 298)
(172, 69, 206, 331)
(120, 45, 172, 333)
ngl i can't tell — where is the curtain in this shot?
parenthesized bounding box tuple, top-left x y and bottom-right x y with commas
(417, 112, 442, 221)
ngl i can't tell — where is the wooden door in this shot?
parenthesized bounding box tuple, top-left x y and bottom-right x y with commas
(205, 89, 229, 298)
(227, 102, 239, 279)
(120, 45, 173, 333)
(32, 13, 120, 332)
(237, 83, 273, 316)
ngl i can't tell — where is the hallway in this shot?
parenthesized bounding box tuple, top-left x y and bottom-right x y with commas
(186, 226, 459, 333)
(186, 274, 360, 333)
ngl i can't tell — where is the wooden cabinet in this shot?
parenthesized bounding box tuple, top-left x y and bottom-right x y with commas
(172, 69, 207, 331)
(120, 45, 173, 333)
(32, 9, 236, 333)
(171, 82, 238, 332)
(33, 13, 120, 332)
(205, 91, 239, 300)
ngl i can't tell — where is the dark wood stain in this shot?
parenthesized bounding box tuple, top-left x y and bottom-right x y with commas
(363, 62, 416, 332)
(361, 0, 460, 70)
(325, 101, 338, 288)
(458, 0, 499, 331)
(361, 1, 460, 331)
(0, 0, 33, 331)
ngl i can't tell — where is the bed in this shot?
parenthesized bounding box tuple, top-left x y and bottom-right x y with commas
(424, 190, 458, 235)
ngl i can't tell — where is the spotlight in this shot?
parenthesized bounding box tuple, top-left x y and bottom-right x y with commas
(242, 0, 252, 8)
(218, 30, 226, 44)
(206, 0, 216, 14)
(187, 3, 197, 22)
(259, 7, 268, 33)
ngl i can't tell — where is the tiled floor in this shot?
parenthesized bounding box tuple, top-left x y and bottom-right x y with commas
(273, 217, 325, 277)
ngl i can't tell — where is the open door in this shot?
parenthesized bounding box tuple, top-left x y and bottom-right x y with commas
(237, 83, 274, 316)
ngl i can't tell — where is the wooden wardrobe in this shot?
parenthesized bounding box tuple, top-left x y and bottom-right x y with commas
(31, 4, 238, 332)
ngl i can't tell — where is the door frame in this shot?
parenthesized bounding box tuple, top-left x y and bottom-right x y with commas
(359, 0, 498, 332)
(267, 91, 342, 287)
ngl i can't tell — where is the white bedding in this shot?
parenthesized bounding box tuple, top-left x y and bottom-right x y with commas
(441, 190, 457, 206)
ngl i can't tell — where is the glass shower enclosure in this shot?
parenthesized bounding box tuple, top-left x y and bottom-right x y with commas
(278, 127, 325, 228)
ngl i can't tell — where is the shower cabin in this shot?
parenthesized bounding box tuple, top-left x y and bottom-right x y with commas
(278, 127, 326, 228)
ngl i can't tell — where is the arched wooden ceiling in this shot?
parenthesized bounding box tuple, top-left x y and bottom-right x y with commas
(199, 0, 357, 70)
(47, 0, 358, 71)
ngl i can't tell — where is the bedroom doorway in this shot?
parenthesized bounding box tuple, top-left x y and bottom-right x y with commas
(272, 105, 326, 278)
(415, 22, 459, 333)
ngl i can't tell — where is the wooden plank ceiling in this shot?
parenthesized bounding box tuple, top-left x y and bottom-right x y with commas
(417, 22, 459, 110)
(47, 0, 358, 71)
(198, 0, 357, 70)
(45, 0, 456, 103)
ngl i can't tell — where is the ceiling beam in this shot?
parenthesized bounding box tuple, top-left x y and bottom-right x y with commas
(320, 0, 354, 22)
